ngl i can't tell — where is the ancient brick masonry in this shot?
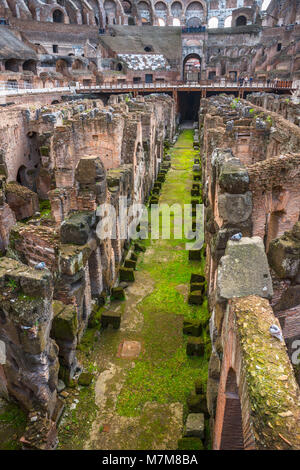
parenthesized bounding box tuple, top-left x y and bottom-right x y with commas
(248, 93, 300, 127)
(0, 93, 175, 448)
(200, 94, 300, 450)
(0, 257, 59, 415)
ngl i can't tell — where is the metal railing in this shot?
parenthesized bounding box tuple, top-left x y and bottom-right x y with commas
(0, 82, 74, 96)
(76, 79, 294, 91)
(0, 79, 294, 97)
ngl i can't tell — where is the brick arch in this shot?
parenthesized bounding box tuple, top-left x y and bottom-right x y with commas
(184, 0, 207, 16)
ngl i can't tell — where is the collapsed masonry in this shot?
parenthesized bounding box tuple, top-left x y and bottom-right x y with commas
(0, 93, 175, 448)
(200, 95, 300, 450)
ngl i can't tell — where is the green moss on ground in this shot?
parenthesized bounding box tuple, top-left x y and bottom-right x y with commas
(0, 401, 27, 450)
(58, 130, 210, 450)
(116, 130, 210, 422)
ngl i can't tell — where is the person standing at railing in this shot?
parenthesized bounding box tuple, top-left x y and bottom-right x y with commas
(249, 76, 253, 87)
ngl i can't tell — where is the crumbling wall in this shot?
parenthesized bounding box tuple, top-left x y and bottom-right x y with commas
(248, 93, 300, 127)
(0, 93, 175, 448)
(201, 94, 300, 450)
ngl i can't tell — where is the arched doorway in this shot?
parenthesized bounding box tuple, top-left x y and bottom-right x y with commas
(22, 60, 37, 74)
(5, 59, 19, 72)
(186, 1, 204, 27)
(122, 0, 132, 14)
(186, 16, 201, 27)
(220, 368, 244, 450)
(183, 53, 201, 82)
(104, 0, 117, 25)
(56, 59, 69, 75)
(138, 1, 152, 25)
(53, 9, 64, 23)
(236, 15, 247, 26)
(17, 165, 28, 187)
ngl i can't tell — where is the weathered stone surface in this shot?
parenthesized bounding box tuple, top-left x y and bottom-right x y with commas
(188, 290, 204, 305)
(101, 310, 121, 329)
(5, 182, 39, 220)
(208, 351, 221, 380)
(78, 372, 93, 386)
(0, 257, 58, 415)
(187, 337, 205, 356)
(268, 230, 300, 279)
(219, 158, 249, 194)
(111, 286, 125, 300)
(218, 191, 252, 225)
(119, 267, 135, 282)
(185, 413, 205, 439)
(217, 237, 273, 301)
(183, 320, 202, 336)
(187, 392, 208, 415)
(60, 211, 96, 245)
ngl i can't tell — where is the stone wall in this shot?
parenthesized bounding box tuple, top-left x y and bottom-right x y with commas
(0, 92, 175, 448)
(247, 93, 300, 127)
(200, 94, 300, 450)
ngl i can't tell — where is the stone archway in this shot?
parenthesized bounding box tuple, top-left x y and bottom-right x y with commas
(236, 15, 247, 26)
(53, 9, 64, 23)
(183, 53, 201, 81)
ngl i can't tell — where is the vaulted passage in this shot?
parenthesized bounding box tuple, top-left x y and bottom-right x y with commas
(178, 92, 201, 122)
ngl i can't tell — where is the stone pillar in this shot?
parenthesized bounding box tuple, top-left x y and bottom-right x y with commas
(0, 257, 59, 417)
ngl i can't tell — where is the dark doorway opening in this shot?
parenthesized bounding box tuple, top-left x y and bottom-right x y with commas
(236, 15, 247, 26)
(178, 91, 201, 122)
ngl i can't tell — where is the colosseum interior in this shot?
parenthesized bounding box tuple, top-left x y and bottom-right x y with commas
(0, 0, 300, 453)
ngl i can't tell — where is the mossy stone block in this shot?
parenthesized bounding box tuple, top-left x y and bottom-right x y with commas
(183, 320, 202, 336)
(124, 259, 136, 270)
(78, 372, 93, 386)
(119, 267, 135, 282)
(157, 174, 165, 183)
(150, 196, 159, 205)
(101, 310, 121, 329)
(190, 282, 205, 294)
(130, 252, 138, 261)
(188, 290, 204, 305)
(177, 437, 204, 451)
(39, 146, 50, 157)
(111, 286, 125, 300)
(187, 337, 205, 356)
(88, 304, 102, 328)
(134, 242, 146, 253)
(188, 250, 202, 261)
(51, 304, 78, 341)
(190, 273, 205, 283)
(191, 189, 200, 197)
(187, 392, 208, 415)
(195, 378, 205, 395)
